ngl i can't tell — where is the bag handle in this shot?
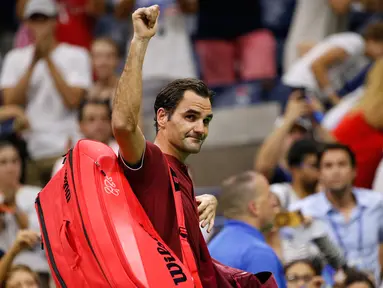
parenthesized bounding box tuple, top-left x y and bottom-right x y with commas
(168, 165, 203, 288)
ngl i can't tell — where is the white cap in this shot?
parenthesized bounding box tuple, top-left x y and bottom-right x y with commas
(24, 0, 58, 19)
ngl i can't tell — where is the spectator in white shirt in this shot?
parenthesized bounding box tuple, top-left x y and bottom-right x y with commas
(283, 22, 383, 106)
(0, 0, 92, 187)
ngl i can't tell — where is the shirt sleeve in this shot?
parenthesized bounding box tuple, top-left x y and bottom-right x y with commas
(0, 50, 22, 89)
(333, 34, 365, 57)
(66, 47, 92, 89)
(243, 248, 285, 288)
(270, 184, 288, 209)
(118, 141, 168, 197)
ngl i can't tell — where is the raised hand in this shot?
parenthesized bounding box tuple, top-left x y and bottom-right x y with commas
(132, 5, 160, 41)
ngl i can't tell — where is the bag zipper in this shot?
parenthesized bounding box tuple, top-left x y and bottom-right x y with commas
(68, 149, 112, 287)
(36, 196, 67, 288)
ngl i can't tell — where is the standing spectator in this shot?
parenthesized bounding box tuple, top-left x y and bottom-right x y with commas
(208, 172, 286, 288)
(88, 37, 119, 103)
(283, 0, 349, 72)
(15, 0, 105, 50)
(0, 141, 49, 287)
(116, 0, 197, 119)
(292, 143, 383, 284)
(283, 22, 383, 106)
(195, 0, 276, 87)
(0, 0, 92, 187)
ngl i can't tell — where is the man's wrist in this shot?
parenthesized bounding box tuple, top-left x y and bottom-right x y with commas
(131, 35, 150, 45)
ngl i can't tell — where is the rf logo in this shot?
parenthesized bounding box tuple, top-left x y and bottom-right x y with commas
(104, 176, 120, 196)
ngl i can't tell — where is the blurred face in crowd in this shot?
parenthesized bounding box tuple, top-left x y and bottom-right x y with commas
(91, 39, 119, 82)
(0, 145, 21, 188)
(365, 40, 383, 60)
(5, 269, 39, 288)
(320, 149, 355, 197)
(292, 154, 319, 195)
(26, 14, 56, 42)
(80, 103, 112, 144)
(347, 282, 372, 288)
(285, 261, 316, 288)
(251, 175, 277, 230)
(157, 91, 213, 155)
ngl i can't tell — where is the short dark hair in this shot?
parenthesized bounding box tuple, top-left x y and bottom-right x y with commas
(344, 268, 375, 288)
(284, 258, 323, 276)
(287, 139, 319, 168)
(78, 99, 111, 122)
(153, 78, 214, 132)
(319, 143, 356, 168)
(0, 140, 17, 153)
(363, 22, 383, 41)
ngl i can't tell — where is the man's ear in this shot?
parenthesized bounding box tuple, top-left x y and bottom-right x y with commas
(248, 200, 258, 218)
(157, 108, 168, 130)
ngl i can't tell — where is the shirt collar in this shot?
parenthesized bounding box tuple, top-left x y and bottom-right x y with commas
(318, 188, 371, 215)
(224, 219, 265, 242)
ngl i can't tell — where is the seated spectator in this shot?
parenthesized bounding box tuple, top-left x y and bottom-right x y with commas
(0, 0, 92, 187)
(333, 58, 383, 189)
(88, 37, 119, 103)
(284, 258, 324, 288)
(292, 143, 383, 284)
(0, 230, 40, 288)
(343, 268, 375, 288)
(271, 139, 320, 209)
(283, 22, 383, 106)
(51, 99, 118, 175)
(0, 141, 49, 287)
(208, 171, 286, 288)
(195, 0, 276, 87)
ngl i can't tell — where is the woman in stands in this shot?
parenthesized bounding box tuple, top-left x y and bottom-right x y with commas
(332, 58, 383, 189)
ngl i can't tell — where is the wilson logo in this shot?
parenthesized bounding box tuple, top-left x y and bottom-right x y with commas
(103, 176, 120, 196)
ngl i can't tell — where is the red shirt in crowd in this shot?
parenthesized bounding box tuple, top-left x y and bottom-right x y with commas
(119, 141, 234, 287)
(56, 0, 94, 49)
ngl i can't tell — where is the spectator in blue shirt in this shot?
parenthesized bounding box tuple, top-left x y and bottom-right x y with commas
(208, 171, 287, 288)
(291, 143, 383, 285)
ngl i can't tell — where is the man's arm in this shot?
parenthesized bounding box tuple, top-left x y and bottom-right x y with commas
(311, 47, 349, 105)
(46, 57, 86, 109)
(112, 5, 159, 165)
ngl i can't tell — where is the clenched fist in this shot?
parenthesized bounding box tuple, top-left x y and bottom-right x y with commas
(132, 5, 160, 41)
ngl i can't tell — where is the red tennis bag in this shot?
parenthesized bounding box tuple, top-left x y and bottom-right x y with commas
(35, 139, 197, 288)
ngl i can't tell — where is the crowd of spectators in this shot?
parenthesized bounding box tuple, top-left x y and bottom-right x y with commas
(0, 0, 383, 287)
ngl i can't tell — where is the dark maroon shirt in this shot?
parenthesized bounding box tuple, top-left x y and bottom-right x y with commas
(119, 141, 221, 287)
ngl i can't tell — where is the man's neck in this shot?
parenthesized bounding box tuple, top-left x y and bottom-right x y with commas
(154, 135, 188, 163)
(325, 187, 356, 211)
(291, 180, 310, 199)
(97, 75, 118, 88)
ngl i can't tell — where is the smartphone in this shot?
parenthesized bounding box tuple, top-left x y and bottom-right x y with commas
(274, 211, 304, 228)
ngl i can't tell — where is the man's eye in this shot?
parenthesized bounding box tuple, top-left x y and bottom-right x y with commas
(185, 115, 196, 121)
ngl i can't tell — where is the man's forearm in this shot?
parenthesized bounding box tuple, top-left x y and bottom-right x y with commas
(46, 57, 83, 109)
(113, 38, 149, 131)
(14, 209, 28, 230)
(0, 244, 19, 283)
(3, 64, 35, 106)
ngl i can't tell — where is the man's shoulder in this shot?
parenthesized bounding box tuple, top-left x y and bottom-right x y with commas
(290, 192, 324, 212)
(3, 45, 33, 63)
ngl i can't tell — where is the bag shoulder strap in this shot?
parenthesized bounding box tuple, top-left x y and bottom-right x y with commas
(167, 164, 203, 288)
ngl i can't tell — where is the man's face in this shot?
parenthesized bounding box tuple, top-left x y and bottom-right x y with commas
(159, 91, 213, 155)
(0, 146, 21, 187)
(365, 40, 383, 60)
(293, 154, 319, 194)
(26, 14, 56, 42)
(320, 149, 355, 194)
(91, 40, 118, 81)
(80, 103, 112, 144)
(254, 175, 277, 229)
